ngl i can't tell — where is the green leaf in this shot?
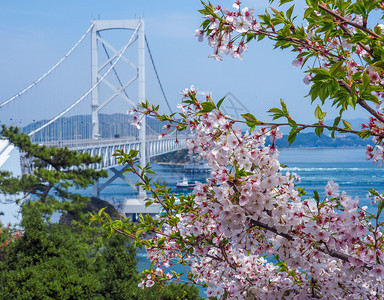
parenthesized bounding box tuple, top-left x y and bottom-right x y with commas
(288, 130, 298, 145)
(309, 82, 321, 102)
(329, 61, 344, 77)
(342, 120, 352, 130)
(279, 0, 293, 5)
(288, 118, 297, 128)
(305, 0, 318, 9)
(352, 1, 368, 18)
(104, 212, 112, 223)
(138, 213, 145, 224)
(280, 99, 288, 114)
(347, 95, 357, 109)
(144, 214, 153, 225)
(201, 101, 216, 112)
(314, 105, 326, 120)
(136, 229, 144, 238)
(128, 149, 139, 158)
(333, 116, 341, 127)
(359, 130, 371, 139)
(217, 97, 225, 109)
(98, 207, 107, 217)
(242, 113, 260, 128)
(328, 80, 339, 96)
(304, 7, 314, 18)
(267, 108, 283, 113)
(319, 83, 329, 102)
(362, 72, 370, 91)
(313, 190, 320, 201)
(241, 113, 257, 122)
(157, 238, 166, 247)
(309, 68, 330, 76)
(315, 126, 323, 137)
(268, 107, 285, 120)
(362, 93, 380, 105)
(286, 5, 295, 19)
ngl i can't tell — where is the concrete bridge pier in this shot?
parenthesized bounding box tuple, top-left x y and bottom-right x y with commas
(91, 166, 138, 199)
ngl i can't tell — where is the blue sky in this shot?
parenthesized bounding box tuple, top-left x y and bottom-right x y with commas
(0, 0, 368, 127)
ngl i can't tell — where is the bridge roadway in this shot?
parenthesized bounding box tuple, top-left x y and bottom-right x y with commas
(41, 134, 188, 170)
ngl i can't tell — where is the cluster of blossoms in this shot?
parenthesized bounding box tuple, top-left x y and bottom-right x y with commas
(103, 1, 384, 298)
(138, 266, 173, 288)
(127, 107, 142, 130)
(135, 86, 384, 299)
(195, 2, 259, 61)
(197, 1, 384, 87)
(197, 1, 384, 168)
(364, 116, 384, 165)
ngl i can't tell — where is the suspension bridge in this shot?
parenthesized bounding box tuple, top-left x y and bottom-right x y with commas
(0, 19, 188, 216)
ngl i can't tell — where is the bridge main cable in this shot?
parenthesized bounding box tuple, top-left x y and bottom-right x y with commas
(0, 24, 94, 109)
(28, 22, 142, 137)
(145, 36, 173, 114)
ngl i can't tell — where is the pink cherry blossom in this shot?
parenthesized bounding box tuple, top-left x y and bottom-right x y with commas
(325, 179, 339, 197)
(292, 57, 304, 67)
(303, 73, 312, 85)
(145, 279, 155, 287)
(194, 29, 204, 42)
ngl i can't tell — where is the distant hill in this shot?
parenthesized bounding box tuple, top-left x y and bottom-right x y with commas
(278, 118, 368, 135)
(152, 131, 369, 166)
(274, 132, 369, 149)
(275, 118, 370, 148)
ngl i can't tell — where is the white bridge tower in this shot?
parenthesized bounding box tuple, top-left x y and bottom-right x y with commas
(90, 19, 146, 199)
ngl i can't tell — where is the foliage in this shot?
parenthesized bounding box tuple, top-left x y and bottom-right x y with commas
(94, 0, 384, 299)
(0, 204, 202, 299)
(0, 126, 108, 216)
(140, 283, 204, 300)
(0, 203, 104, 299)
(98, 233, 139, 299)
(0, 128, 202, 299)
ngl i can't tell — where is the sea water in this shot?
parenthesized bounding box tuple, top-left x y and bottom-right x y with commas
(279, 148, 384, 214)
(97, 148, 383, 208)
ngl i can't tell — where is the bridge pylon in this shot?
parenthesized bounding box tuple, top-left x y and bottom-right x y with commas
(90, 19, 146, 200)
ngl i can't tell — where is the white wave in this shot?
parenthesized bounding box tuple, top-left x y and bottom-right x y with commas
(284, 167, 375, 172)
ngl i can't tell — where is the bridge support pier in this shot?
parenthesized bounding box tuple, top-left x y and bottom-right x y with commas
(92, 167, 138, 200)
(92, 180, 100, 198)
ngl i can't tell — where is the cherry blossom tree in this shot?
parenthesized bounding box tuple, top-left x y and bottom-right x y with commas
(93, 0, 384, 298)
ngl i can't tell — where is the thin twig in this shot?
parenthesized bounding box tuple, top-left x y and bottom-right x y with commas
(318, 4, 380, 39)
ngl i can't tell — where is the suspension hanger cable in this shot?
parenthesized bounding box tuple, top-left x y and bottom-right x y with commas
(0, 24, 95, 109)
(145, 35, 173, 114)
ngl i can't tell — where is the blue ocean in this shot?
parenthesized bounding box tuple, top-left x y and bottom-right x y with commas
(280, 148, 384, 211)
(95, 148, 384, 208)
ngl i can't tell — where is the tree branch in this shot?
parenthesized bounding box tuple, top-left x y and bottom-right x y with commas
(318, 4, 380, 39)
(228, 117, 384, 139)
(338, 79, 384, 124)
(249, 219, 372, 270)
